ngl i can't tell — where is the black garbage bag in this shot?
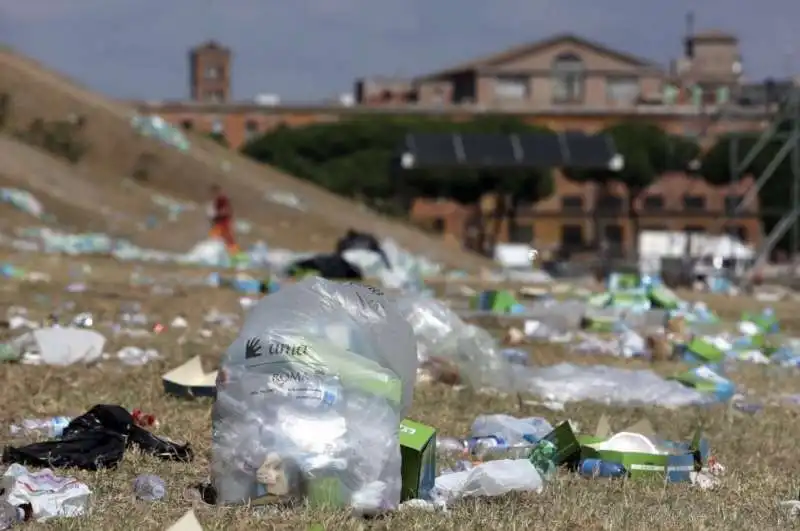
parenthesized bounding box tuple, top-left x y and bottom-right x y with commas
(287, 253, 363, 280)
(2, 404, 192, 470)
(335, 229, 391, 269)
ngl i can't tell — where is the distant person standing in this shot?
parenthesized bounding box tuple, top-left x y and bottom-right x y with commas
(208, 184, 239, 254)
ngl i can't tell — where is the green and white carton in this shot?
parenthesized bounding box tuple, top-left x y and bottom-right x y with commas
(399, 419, 436, 501)
(541, 416, 708, 483)
(683, 336, 725, 364)
(647, 285, 680, 310)
(577, 416, 707, 482)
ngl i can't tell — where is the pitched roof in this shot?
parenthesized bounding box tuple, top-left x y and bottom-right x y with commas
(416, 33, 663, 81)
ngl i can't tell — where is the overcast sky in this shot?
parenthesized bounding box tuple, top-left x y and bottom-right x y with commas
(2, 0, 799, 101)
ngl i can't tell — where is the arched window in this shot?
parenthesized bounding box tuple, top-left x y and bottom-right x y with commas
(551, 53, 585, 103)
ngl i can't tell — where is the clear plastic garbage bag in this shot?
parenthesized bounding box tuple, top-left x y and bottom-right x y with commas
(211, 277, 418, 513)
(395, 294, 516, 391)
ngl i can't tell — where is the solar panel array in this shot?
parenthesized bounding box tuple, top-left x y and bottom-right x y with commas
(401, 131, 615, 169)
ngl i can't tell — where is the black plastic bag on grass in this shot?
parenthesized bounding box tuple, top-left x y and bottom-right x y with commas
(2, 404, 192, 470)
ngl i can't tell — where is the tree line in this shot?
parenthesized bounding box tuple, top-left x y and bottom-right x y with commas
(237, 114, 798, 252)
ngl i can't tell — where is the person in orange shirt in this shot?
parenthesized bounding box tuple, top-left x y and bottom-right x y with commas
(208, 184, 239, 254)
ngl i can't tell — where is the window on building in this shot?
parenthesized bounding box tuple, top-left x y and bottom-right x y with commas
(604, 224, 624, 243)
(604, 224, 625, 257)
(724, 194, 745, 214)
(204, 66, 222, 80)
(493, 76, 529, 100)
(643, 194, 664, 210)
(211, 118, 224, 133)
(560, 224, 585, 249)
(509, 223, 534, 243)
(597, 194, 623, 212)
(551, 53, 585, 103)
(684, 225, 705, 233)
(431, 218, 445, 233)
(682, 194, 706, 210)
(245, 119, 260, 140)
(180, 119, 193, 130)
(204, 90, 224, 102)
(606, 76, 640, 105)
(716, 86, 730, 104)
(561, 195, 584, 211)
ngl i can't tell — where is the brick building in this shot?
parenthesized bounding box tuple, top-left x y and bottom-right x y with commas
(134, 31, 779, 150)
(410, 171, 762, 254)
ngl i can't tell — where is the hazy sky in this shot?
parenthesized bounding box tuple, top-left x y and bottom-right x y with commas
(2, 0, 799, 101)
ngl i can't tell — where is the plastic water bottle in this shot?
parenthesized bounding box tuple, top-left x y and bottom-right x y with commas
(10, 416, 72, 438)
(436, 437, 468, 456)
(467, 436, 532, 460)
(579, 458, 627, 479)
(471, 415, 554, 446)
(133, 475, 166, 501)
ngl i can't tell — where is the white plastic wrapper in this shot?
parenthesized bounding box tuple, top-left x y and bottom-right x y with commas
(211, 277, 418, 513)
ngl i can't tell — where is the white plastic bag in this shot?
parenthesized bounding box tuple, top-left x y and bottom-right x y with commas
(432, 459, 543, 504)
(211, 277, 418, 512)
(1, 464, 91, 521)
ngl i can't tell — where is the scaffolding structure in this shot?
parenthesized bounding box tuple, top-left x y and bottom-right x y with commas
(693, 87, 800, 285)
(731, 88, 800, 283)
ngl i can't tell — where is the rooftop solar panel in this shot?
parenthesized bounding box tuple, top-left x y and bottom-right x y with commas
(460, 133, 518, 166)
(517, 132, 565, 167)
(404, 133, 458, 166)
(563, 131, 613, 169)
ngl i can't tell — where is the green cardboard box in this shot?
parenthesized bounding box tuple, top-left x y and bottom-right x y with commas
(399, 419, 436, 501)
(539, 416, 707, 483)
(577, 416, 707, 482)
(538, 420, 582, 466)
(684, 336, 725, 363)
(648, 285, 680, 310)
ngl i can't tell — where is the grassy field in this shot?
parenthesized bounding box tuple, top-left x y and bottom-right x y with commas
(2, 254, 800, 530)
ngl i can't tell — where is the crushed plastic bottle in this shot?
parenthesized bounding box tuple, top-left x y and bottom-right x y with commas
(10, 416, 72, 438)
(467, 436, 531, 460)
(471, 414, 554, 445)
(579, 458, 627, 479)
(436, 437, 468, 456)
(133, 475, 166, 501)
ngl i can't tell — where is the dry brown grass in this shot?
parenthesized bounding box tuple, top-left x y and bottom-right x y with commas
(1, 254, 800, 530)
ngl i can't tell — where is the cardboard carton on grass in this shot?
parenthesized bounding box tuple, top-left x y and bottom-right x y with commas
(162, 356, 218, 398)
(577, 415, 708, 483)
(647, 284, 681, 310)
(682, 336, 725, 365)
(607, 272, 640, 292)
(399, 419, 436, 501)
(610, 292, 651, 310)
(539, 416, 708, 483)
(668, 365, 736, 402)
